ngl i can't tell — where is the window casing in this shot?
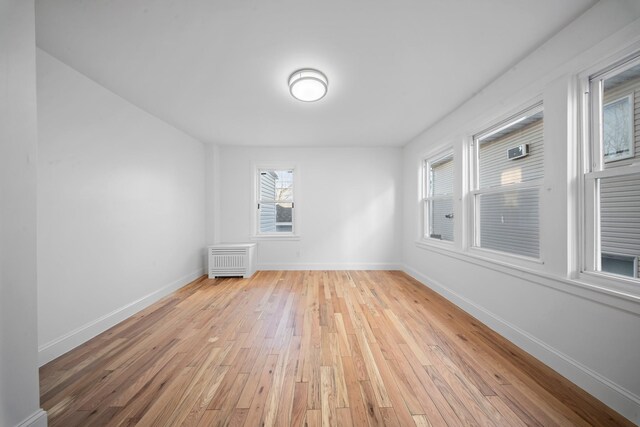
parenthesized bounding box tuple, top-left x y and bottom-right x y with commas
(423, 151, 454, 242)
(584, 54, 640, 281)
(256, 168, 295, 235)
(471, 103, 544, 259)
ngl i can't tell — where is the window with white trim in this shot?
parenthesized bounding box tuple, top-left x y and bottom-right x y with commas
(256, 168, 295, 235)
(585, 54, 640, 280)
(471, 104, 544, 258)
(423, 151, 454, 242)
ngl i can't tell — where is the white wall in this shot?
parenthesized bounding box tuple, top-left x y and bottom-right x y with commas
(217, 146, 402, 269)
(205, 143, 221, 246)
(37, 49, 207, 365)
(0, 1, 47, 426)
(402, 2, 640, 423)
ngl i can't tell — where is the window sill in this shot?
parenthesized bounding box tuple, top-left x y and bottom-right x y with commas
(252, 234, 301, 241)
(467, 246, 544, 266)
(415, 240, 543, 267)
(416, 238, 455, 251)
(578, 271, 640, 299)
(414, 240, 640, 314)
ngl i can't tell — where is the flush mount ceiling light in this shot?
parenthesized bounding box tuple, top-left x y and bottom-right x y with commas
(288, 68, 328, 102)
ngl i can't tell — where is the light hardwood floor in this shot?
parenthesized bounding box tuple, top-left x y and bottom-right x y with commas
(40, 271, 632, 426)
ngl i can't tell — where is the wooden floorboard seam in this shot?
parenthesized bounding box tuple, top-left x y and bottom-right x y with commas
(40, 270, 632, 426)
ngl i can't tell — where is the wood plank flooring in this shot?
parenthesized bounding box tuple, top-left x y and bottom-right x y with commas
(40, 270, 632, 426)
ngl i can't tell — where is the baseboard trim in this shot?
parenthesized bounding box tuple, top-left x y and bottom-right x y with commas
(257, 262, 401, 271)
(38, 269, 205, 366)
(15, 409, 47, 427)
(402, 264, 640, 425)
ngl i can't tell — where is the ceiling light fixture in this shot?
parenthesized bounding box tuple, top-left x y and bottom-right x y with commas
(288, 68, 328, 102)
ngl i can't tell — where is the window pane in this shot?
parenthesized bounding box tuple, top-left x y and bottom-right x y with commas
(603, 96, 633, 162)
(601, 254, 636, 277)
(430, 156, 453, 196)
(429, 198, 453, 241)
(478, 111, 544, 189)
(260, 169, 293, 202)
(599, 174, 640, 278)
(602, 62, 639, 167)
(260, 171, 276, 201)
(259, 202, 293, 233)
(476, 188, 539, 258)
(276, 202, 293, 232)
(259, 202, 277, 233)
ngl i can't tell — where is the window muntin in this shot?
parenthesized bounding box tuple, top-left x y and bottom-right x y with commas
(472, 104, 544, 259)
(586, 57, 640, 281)
(423, 152, 454, 242)
(257, 169, 294, 234)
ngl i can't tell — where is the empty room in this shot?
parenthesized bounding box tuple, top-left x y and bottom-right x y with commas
(3, 0, 640, 426)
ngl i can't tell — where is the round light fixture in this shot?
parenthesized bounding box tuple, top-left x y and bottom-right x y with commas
(288, 68, 328, 102)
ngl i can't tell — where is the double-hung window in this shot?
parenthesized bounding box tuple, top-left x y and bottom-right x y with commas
(423, 151, 454, 242)
(585, 54, 640, 280)
(471, 103, 544, 259)
(257, 168, 295, 235)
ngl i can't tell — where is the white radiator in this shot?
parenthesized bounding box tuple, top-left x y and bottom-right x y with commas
(208, 243, 257, 278)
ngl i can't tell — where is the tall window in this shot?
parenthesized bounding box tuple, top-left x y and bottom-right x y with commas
(585, 55, 640, 280)
(471, 104, 544, 258)
(257, 168, 294, 234)
(423, 151, 454, 242)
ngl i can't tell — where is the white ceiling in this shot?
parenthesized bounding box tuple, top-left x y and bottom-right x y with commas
(35, 0, 596, 147)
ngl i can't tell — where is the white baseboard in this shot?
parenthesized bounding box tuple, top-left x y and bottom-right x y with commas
(257, 262, 401, 271)
(38, 269, 205, 366)
(402, 264, 640, 425)
(16, 409, 47, 427)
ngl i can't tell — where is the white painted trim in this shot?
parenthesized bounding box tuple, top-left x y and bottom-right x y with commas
(38, 269, 205, 366)
(257, 262, 401, 271)
(414, 239, 640, 314)
(15, 409, 47, 427)
(251, 234, 301, 241)
(402, 264, 640, 425)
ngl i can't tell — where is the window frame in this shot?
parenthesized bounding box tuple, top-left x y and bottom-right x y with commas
(581, 53, 640, 290)
(468, 102, 545, 263)
(422, 149, 455, 244)
(253, 165, 299, 240)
